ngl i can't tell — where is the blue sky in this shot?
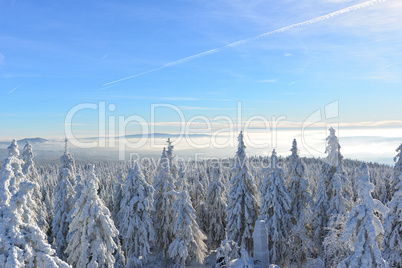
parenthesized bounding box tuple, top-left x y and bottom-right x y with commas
(1, 0, 402, 156)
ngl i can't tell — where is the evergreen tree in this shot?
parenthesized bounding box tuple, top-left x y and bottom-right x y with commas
(338, 164, 388, 267)
(215, 238, 239, 268)
(192, 177, 207, 234)
(5, 139, 25, 195)
(114, 239, 126, 268)
(312, 127, 351, 255)
(175, 165, 188, 192)
(287, 139, 311, 221)
(205, 162, 227, 249)
(324, 128, 351, 219)
(0, 160, 13, 206)
(382, 177, 402, 267)
(166, 138, 178, 182)
(0, 176, 69, 268)
(226, 131, 259, 255)
(52, 139, 76, 261)
(287, 139, 314, 266)
(22, 141, 39, 181)
(288, 208, 315, 267)
(112, 169, 125, 230)
(259, 149, 291, 266)
(392, 143, 402, 196)
(311, 168, 329, 256)
(195, 202, 208, 235)
(189, 176, 205, 215)
(168, 190, 207, 267)
(153, 148, 176, 266)
(119, 162, 155, 267)
(21, 141, 48, 234)
(59, 138, 77, 177)
(382, 144, 402, 267)
(66, 165, 118, 267)
(66, 172, 84, 245)
(323, 214, 350, 267)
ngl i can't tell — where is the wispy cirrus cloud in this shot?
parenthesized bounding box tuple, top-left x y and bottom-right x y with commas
(104, 0, 386, 85)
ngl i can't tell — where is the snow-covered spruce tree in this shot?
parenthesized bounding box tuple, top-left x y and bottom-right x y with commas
(66, 172, 84, 245)
(287, 139, 311, 221)
(392, 143, 402, 196)
(52, 139, 76, 261)
(114, 239, 126, 268)
(196, 202, 208, 235)
(205, 162, 227, 249)
(286, 139, 314, 266)
(323, 214, 350, 268)
(323, 178, 351, 266)
(259, 149, 291, 266)
(0, 175, 69, 268)
(0, 160, 13, 206)
(326, 128, 351, 218)
(153, 148, 176, 266)
(119, 162, 155, 267)
(4, 139, 25, 195)
(311, 168, 329, 257)
(166, 138, 178, 182)
(1, 144, 36, 228)
(338, 163, 388, 268)
(215, 238, 239, 268)
(59, 138, 77, 177)
(175, 165, 188, 192)
(99, 173, 114, 212)
(21, 141, 48, 234)
(112, 168, 125, 230)
(66, 165, 118, 267)
(226, 131, 259, 255)
(192, 175, 207, 234)
(71, 173, 85, 209)
(189, 172, 205, 211)
(43, 173, 56, 242)
(168, 190, 207, 267)
(382, 146, 402, 267)
(312, 127, 351, 256)
(240, 244, 251, 268)
(288, 208, 315, 267)
(325, 130, 352, 266)
(22, 141, 39, 181)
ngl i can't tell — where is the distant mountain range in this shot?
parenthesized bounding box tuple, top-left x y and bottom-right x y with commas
(0, 137, 49, 147)
(1, 133, 210, 144)
(83, 132, 210, 140)
(124, 133, 209, 138)
(17, 137, 48, 144)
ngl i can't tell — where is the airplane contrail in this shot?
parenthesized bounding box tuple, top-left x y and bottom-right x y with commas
(104, 0, 386, 86)
(8, 85, 20, 94)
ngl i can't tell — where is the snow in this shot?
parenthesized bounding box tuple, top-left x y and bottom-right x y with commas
(226, 131, 259, 255)
(259, 149, 291, 266)
(0, 133, 400, 267)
